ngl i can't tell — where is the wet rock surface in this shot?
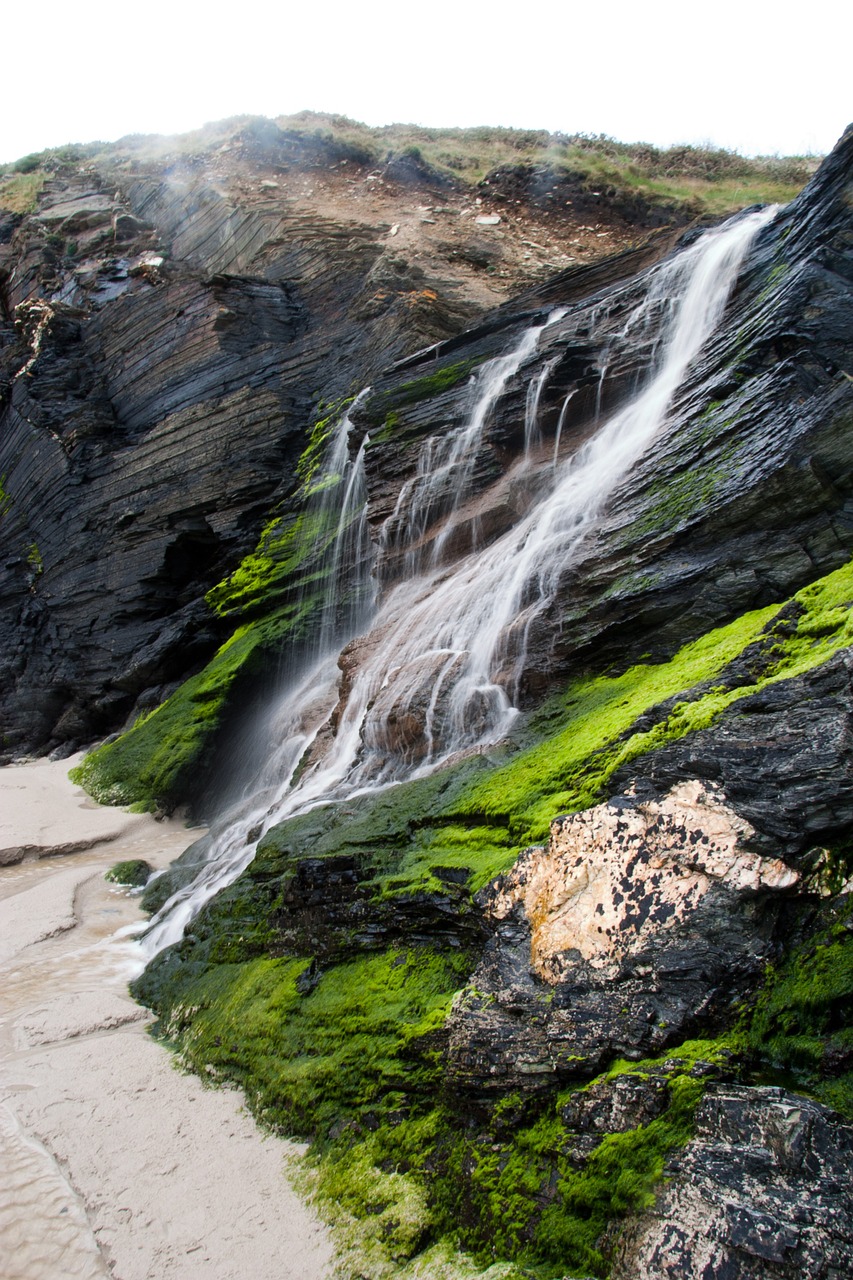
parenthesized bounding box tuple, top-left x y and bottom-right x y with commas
(615, 648, 853, 859)
(355, 127, 853, 694)
(611, 1086, 853, 1280)
(445, 782, 797, 1090)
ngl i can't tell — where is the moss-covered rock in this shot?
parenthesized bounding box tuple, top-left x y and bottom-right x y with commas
(70, 600, 320, 812)
(105, 859, 152, 888)
(129, 556, 853, 1276)
(744, 893, 853, 1119)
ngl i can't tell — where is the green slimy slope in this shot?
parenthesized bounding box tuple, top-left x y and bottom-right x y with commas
(132, 555, 853, 1278)
(255, 555, 853, 898)
(69, 601, 317, 810)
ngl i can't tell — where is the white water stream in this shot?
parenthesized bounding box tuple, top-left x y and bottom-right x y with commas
(142, 206, 775, 956)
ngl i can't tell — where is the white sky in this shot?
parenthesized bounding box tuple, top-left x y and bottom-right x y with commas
(1, 0, 849, 164)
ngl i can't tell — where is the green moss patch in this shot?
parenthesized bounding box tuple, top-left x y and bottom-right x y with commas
(70, 599, 320, 811)
(138, 888, 708, 1278)
(105, 859, 152, 888)
(250, 555, 853, 906)
(72, 392, 368, 810)
(451, 556, 853, 865)
(386, 359, 483, 409)
(207, 397, 359, 620)
(744, 894, 853, 1118)
(364, 358, 485, 440)
(205, 508, 343, 619)
(142, 945, 471, 1137)
(302, 1053, 705, 1278)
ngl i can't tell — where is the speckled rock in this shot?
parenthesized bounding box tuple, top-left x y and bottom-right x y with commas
(445, 781, 797, 1091)
(490, 780, 797, 982)
(612, 1086, 853, 1280)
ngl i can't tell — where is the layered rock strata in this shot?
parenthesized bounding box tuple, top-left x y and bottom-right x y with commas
(15, 124, 853, 1280)
(2, 134, 638, 761)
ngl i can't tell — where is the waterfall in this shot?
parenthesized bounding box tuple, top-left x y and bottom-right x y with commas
(141, 402, 375, 953)
(380, 307, 566, 575)
(142, 205, 775, 956)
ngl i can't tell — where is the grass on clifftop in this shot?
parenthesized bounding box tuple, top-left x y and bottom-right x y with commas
(0, 171, 46, 213)
(5, 115, 817, 225)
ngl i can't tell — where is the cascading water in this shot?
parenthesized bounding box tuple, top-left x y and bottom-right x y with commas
(141, 400, 375, 952)
(380, 308, 566, 575)
(524, 355, 562, 456)
(141, 205, 775, 957)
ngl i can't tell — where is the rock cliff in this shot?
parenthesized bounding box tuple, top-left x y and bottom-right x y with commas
(0, 119, 679, 762)
(4, 118, 852, 1279)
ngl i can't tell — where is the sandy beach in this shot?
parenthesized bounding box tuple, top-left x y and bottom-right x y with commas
(0, 756, 334, 1280)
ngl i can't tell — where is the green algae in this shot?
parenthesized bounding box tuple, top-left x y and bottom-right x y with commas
(251, 555, 853, 905)
(70, 598, 320, 811)
(142, 946, 471, 1138)
(297, 397, 355, 490)
(139, 893, 709, 1278)
(744, 894, 853, 1118)
(207, 396, 358, 620)
(205, 508, 343, 619)
(370, 358, 483, 421)
(302, 1051, 706, 1278)
(130, 553, 853, 1275)
(73, 395, 363, 810)
(460, 1073, 703, 1275)
(448, 555, 853, 868)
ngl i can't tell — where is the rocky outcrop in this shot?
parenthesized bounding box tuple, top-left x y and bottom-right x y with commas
(492, 781, 797, 979)
(22, 122, 853, 1280)
(446, 782, 800, 1089)
(612, 1086, 853, 1280)
(1, 120, 678, 761)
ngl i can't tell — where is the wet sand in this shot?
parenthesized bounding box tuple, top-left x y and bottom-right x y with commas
(0, 757, 334, 1280)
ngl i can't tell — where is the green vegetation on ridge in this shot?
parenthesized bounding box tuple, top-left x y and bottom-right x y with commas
(3, 114, 818, 226)
(275, 113, 817, 216)
(69, 594, 326, 810)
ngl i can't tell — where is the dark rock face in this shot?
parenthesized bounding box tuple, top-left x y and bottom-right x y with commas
(0, 167, 483, 759)
(268, 851, 485, 957)
(612, 1086, 853, 1280)
(616, 649, 853, 859)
